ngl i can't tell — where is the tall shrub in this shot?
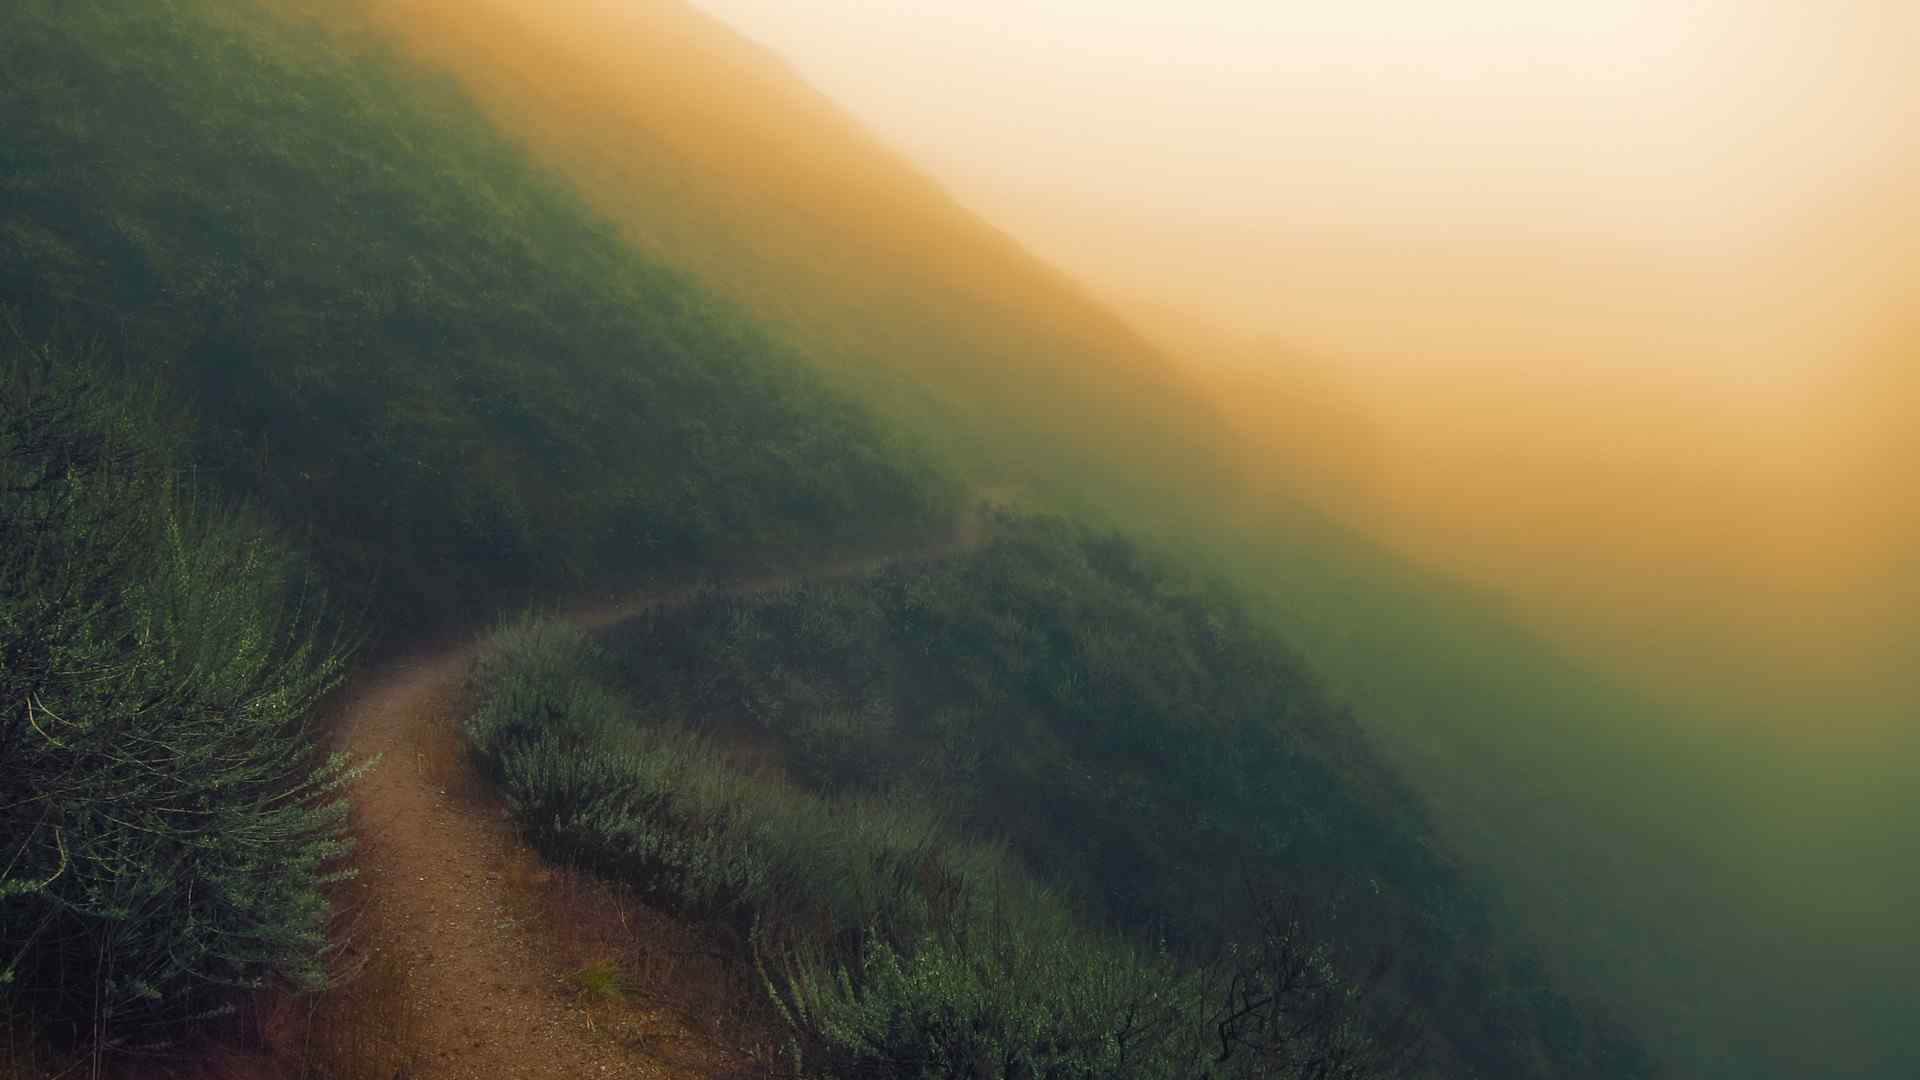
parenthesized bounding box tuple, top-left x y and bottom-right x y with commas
(0, 332, 361, 1044)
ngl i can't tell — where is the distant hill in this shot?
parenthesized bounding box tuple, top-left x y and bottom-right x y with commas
(310, 6, 1920, 1077)
(351, 0, 1249, 527)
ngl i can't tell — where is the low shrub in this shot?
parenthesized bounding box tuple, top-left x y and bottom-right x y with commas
(463, 614, 1407, 1079)
(592, 517, 1649, 1078)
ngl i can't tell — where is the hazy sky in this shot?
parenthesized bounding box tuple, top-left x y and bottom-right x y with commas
(683, 0, 1917, 692)
(688, 1, 1916, 409)
(364, 0, 1914, 697)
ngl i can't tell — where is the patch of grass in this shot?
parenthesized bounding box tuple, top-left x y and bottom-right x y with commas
(571, 961, 625, 1004)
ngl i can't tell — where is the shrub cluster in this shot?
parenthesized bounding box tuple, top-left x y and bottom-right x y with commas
(464, 615, 1411, 1079)
(0, 336, 359, 1044)
(551, 518, 1654, 1079)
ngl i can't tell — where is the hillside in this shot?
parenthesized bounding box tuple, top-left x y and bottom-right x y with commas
(1, 0, 956, 635)
(0, 1, 1663, 1077)
(462, 521, 1654, 1078)
(318, 5, 1920, 1076)
(348, 0, 1248, 527)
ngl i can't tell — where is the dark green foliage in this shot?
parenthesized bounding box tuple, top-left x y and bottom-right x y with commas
(0, 0, 954, 633)
(464, 520, 1649, 1077)
(594, 516, 1650, 1079)
(463, 617, 1044, 972)
(0, 335, 360, 1041)
(463, 614, 1411, 1079)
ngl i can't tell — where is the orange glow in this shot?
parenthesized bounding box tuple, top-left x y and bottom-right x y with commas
(318, 0, 1917, 728)
(282, 4, 1916, 1074)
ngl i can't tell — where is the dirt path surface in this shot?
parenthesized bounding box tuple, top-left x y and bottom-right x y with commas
(333, 645, 707, 1079)
(325, 520, 990, 1079)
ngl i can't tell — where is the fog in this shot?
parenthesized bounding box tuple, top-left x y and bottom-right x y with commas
(642, 5, 1920, 1075)
(329, 1, 1916, 1074)
(685, 0, 1917, 718)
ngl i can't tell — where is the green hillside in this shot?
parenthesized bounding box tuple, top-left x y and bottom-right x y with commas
(467, 518, 1652, 1078)
(1, 0, 1659, 1076)
(0, 0, 954, 635)
(366, 0, 1248, 526)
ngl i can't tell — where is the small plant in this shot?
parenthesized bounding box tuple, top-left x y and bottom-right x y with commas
(571, 960, 625, 1004)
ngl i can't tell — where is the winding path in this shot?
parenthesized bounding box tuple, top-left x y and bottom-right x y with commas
(323, 520, 988, 1078)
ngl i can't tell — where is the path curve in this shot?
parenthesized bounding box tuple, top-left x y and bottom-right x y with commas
(326, 519, 990, 1078)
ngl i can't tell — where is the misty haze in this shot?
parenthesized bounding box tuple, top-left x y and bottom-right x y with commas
(3, 2, 1913, 1078)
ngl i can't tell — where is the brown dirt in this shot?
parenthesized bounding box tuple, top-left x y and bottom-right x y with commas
(313, 518, 990, 1079)
(331, 644, 745, 1080)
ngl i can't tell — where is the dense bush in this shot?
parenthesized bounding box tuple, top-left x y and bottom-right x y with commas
(463, 615, 1411, 1079)
(0, 334, 360, 1042)
(605, 517, 1426, 933)
(587, 516, 1651, 1079)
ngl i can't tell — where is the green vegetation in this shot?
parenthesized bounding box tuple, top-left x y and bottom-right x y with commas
(465, 610, 1415, 1079)
(0, 0, 1665, 1074)
(600, 516, 1425, 948)
(0, 0, 954, 633)
(468, 517, 1652, 1079)
(376, 0, 1248, 528)
(0, 335, 359, 1042)
(1, 0, 947, 1056)
(570, 960, 625, 1003)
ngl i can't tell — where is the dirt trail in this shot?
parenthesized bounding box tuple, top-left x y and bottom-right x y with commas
(326, 519, 990, 1078)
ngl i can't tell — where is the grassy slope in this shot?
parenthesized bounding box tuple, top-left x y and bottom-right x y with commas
(0, 0, 960, 1056)
(464, 615, 1235, 1080)
(351, 0, 1247, 526)
(0, 0, 955, 636)
(589, 516, 1659, 1078)
(467, 520, 1656, 1078)
(598, 517, 1447, 949)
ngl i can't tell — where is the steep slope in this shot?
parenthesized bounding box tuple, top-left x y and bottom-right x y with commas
(345, 0, 1246, 526)
(325, 531, 985, 1079)
(317, 6, 1920, 1076)
(0, 0, 955, 634)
